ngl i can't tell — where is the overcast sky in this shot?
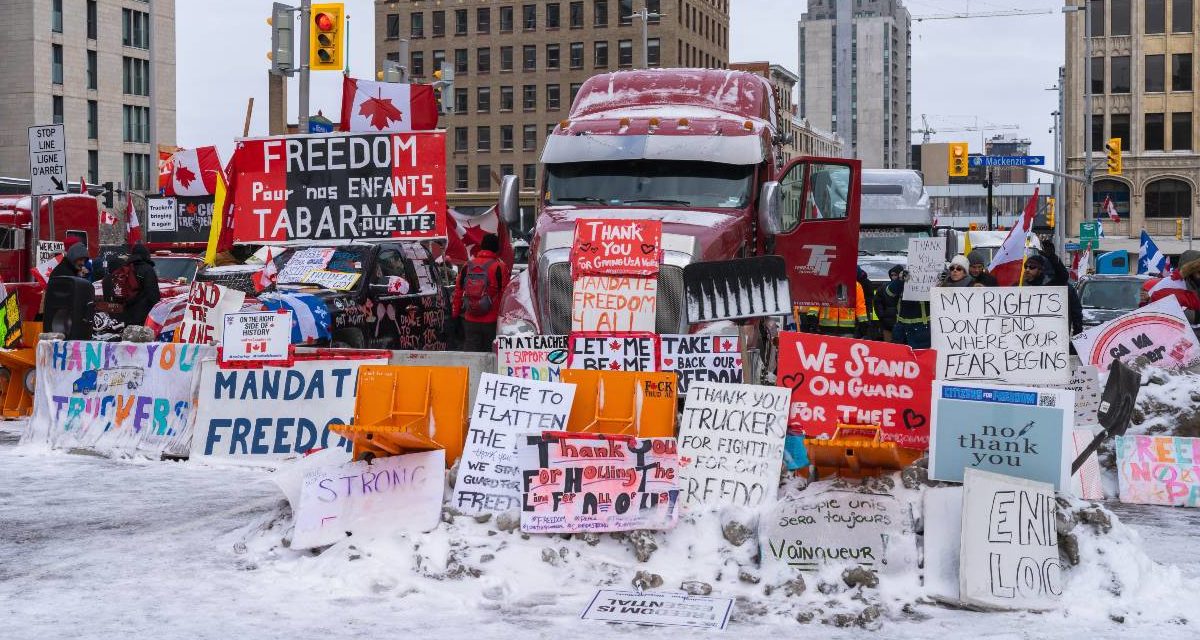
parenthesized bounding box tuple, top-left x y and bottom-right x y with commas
(178, 0, 1068, 177)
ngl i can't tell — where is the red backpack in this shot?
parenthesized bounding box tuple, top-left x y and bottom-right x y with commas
(461, 259, 498, 315)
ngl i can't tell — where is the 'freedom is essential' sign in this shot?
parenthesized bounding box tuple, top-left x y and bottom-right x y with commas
(229, 132, 447, 243)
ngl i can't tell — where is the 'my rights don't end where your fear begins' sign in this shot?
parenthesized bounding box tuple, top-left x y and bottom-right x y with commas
(229, 132, 446, 243)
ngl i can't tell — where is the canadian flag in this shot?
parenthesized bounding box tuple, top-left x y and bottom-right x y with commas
(1148, 268, 1200, 310)
(31, 254, 61, 285)
(253, 247, 278, 292)
(339, 76, 438, 133)
(127, 193, 142, 245)
(443, 207, 513, 266)
(101, 209, 117, 225)
(1069, 248, 1091, 282)
(987, 187, 1040, 286)
(1103, 195, 1120, 223)
(161, 147, 222, 197)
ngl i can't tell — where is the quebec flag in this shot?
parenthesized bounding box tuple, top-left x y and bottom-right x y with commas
(1138, 230, 1168, 275)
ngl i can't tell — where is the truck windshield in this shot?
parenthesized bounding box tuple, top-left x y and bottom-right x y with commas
(545, 160, 754, 209)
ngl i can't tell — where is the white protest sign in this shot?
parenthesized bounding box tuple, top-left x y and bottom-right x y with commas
(28, 124, 67, 195)
(1060, 365, 1101, 425)
(903, 236, 947, 302)
(277, 247, 335, 284)
(580, 590, 734, 630)
(495, 334, 568, 381)
(178, 281, 246, 345)
(220, 311, 292, 365)
(568, 332, 659, 371)
(571, 275, 657, 332)
(676, 382, 789, 507)
(960, 469, 1062, 611)
(1071, 429, 1104, 500)
(451, 373, 575, 515)
(147, 198, 178, 232)
(291, 449, 445, 549)
(1072, 296, 1200, 372)
(659, 334, 743, 395)
(303, 269, 360, 291)
(36, 240, 64, 266)
(931, 286, 1070, 385)
(922, 486, 963, 602)
(760, 486, 916, 573)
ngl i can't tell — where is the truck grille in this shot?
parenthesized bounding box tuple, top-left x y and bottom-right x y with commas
(544, 262, 686, 335)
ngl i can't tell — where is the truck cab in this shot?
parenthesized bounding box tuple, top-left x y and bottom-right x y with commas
(0, 193, 101, 320)
(496, 68, 861, 336)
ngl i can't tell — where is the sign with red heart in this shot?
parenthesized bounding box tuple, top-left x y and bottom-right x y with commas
(659, 334, 743, 395)
(570, 218, 662, 277)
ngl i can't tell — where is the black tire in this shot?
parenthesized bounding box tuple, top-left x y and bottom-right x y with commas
(330, 328, 365, 349)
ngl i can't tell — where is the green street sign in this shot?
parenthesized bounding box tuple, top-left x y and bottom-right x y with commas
(1080, 221, 1100, 242)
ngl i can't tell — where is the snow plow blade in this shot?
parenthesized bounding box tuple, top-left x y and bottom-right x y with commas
(0, 321, 42, 419)
(683, 256, 792, 324)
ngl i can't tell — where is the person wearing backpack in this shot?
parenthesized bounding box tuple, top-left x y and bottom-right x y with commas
(452, 233, 509, 352)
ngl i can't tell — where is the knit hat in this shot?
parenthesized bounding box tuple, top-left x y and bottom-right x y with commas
(967, 249, 988, 267)
(1024, 254, 1047, 269)
(949, 255, 970, 272)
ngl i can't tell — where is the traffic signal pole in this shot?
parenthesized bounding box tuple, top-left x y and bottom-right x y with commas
(1082, 1, 1093, 223)
(299, 0, 311, 133)
(985, 168, 994, 231)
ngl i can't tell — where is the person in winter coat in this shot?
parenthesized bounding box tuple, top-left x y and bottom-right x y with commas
(1038, 241, 1070, 286)
(452, 233, 509, 352)
(122, 244, 161, 326)
(872, 264, 904, 341)
(880, 270, 931, 349)
(967, 250, 998, 287)
(939, 254, 975, 288)
(1021, 254, 1083, 335)
(803, 281, 869, 338)
(49, 243, 89, 280)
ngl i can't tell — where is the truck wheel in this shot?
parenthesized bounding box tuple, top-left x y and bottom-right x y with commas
(330, 328, 365, 349)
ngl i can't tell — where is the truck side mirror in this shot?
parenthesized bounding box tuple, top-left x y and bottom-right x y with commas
(758, 181, 782, 236)
(498, 175, 520, 227)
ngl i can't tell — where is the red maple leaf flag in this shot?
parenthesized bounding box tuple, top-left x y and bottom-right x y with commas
(176, 165, 197, 190)
(340, 76, 438, 133)
(162, 147, 222, 197)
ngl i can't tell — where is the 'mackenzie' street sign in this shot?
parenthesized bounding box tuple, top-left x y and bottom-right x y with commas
(968, 155, 1046, 168)
(28, 124, 67, 196)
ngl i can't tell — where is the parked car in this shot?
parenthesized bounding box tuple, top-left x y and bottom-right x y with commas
(1075, 274, 1150, 328)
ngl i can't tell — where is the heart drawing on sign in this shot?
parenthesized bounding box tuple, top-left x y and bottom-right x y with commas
(902, 408, 927, 430)
(577, 242, 594, 254)
(640, 243, 657, 255)
(662, 357, 674, 367)
(780, 372, 806, 393)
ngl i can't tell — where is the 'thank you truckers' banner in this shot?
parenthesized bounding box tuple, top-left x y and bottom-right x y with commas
(229, 132, 447, 243)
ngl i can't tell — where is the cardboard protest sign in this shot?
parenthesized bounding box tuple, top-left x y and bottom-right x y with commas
(572, 275, 657, 332)
(922, 486, 964, 602)
(518, 431, 680, 533)
(291, 449, 445, 549)
(229, 132, 447, 243)
(676, 382, 789, 507)
(570, 219, 662, 277)
(659, 334, 742, 395)
(495, 334, 568, 381)
(760, 486, 916, 573)
(35, 240, 64, 266)
(191, 355, 387, 464)
(146, 197, 177, 232)
(302, 269, 360, 291)
(777, 332, 936, 449)
(24, 341, 211, 457)
(568, 332, 659, 372)
(177, 281, 246, 345)
(580, 590, 733, 630)
(902, 236, 947, 302)
(1060, 365, 1101, 425)
(451, 374, 576, 515)
(1116, 435, 1200, 507)
(929, 382, 1074, 491)
(220, 311, 293, 366)
(0, 290, 23, 348)
(931, 286, 1070, 385)
(1071, 429, 1104, 500)
(1072, 297, 1200, 372)
(277, 247, 334, 284)
(959, 469, 1062, 611)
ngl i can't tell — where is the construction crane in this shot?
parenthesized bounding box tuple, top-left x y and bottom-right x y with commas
(913, 9, 1056, 22)
(915, 114, 936, 143)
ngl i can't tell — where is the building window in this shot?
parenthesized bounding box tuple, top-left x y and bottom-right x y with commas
(86, 50, 98, 90)
(523, 124, 537, 151)
(477, 165, 492, 191)
(547, 3, 561, 28)
(547, 84, 561, 110)
(501, 164, 515, 181)
(477, 126, 491, 151)
(1172, 112, 1192, 150)
(454, 49, 468, 74)
(432, 11, 445, 37)
(647, 38, 660, 67)
(477, 7, 491, 33)
(647, 0, 661, 23)
(386, 14, 400, 39)
(1146, 54, 1165, 92)
(477, 87, 491, 113)
(411, 51, 424, 77)
(52, 0, 63, 32)
(477, 47, 491, 73)
(523, 164, 537, 190)
(594, 41, 608, 67)
(523, 4, 537, 30)
(1145, 113, 1165, 150)
(52, 44, 63, 84)
(1092, 115, 1105, 151)
(455, 165, 468, 191)
(1110, 56, 1130, 93)
(123, 105, 150, 143)
(87, 0, 97, 39)
(1111, 114, 1131, 150)
(523, 45, 536, 71)
(1173, 0, 1193, 33)
(500, 6, 514, 32)
(546, 44, 560, 69)
(454, 88, 468, 113)
(570, 2, 584, 28)
(500, 85, 514, 111)
(124, 153, 149, 191)
(523, 85, 537, 110)
(409, 13, 422, 38)
(1146, 0, 1165, 33)
(1172, 53, 1192, 91)
(1110, 0, 1130, 36)
(570, 42, 583, 68)
(87, 100, 98, 139)
(52, 95, 63, 124)
(455, 9, 468, 35)
(619, 0, 633, 25)
(88, 150, 98, 185)
(1146, 178, 1192, 217)
(618, 40, 633, 67)
(454, 127, 468, 152)
(432, 50, 446, 71)
(594, 0, 608, 27)
(122, 9, 150, 49)
(1089, 0, 1104, 37)
(500, 46, 514, 71)
(1090, 57, 1103, 93)
(500, 125, 514, 150)
(570, 82, 583, 105)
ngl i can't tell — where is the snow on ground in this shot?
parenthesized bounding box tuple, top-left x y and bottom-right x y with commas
(2, 420, 1198, 640)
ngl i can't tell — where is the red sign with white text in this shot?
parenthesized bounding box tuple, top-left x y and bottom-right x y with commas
(229, 132, 446, 243)
(777, 332, 936, 450)
(571, 219, 662, 277)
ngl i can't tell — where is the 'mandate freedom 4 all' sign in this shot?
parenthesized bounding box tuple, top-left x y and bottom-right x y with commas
(229, 132, 447, 243)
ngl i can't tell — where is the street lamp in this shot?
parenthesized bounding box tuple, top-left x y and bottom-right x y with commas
(1063, 2, 1093, 225)
(630, 7, 663, 68)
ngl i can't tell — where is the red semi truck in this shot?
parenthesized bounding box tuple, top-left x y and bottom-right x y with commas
(495, 68, 862, 340)
(0, 193, 101, 320)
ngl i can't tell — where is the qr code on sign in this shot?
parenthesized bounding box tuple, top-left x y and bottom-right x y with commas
(1038, 395, 1057, 408)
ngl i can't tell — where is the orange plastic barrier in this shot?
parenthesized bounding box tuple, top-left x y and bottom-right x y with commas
(332, 365, 468, 467)
(560, 369, 677, 438)
(0, 321, 41, 419)
(804, 424, 923, 480)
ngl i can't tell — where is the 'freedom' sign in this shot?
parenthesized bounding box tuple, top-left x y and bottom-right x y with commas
(229, 132, 446, 243)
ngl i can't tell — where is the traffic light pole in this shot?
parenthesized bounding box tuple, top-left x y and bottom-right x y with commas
(1082, 1, 1093, 223)
(298, 0, 311, 133)
(985, 168, 994, 231)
